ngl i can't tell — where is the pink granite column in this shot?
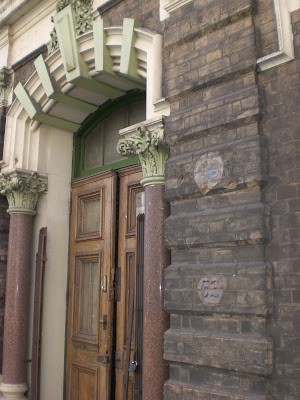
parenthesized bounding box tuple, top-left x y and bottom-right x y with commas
(1, 214, 33, 398)
(0, 171, 47, 400)
(117, 121, 170, 400)
(143, 184, 170, 400)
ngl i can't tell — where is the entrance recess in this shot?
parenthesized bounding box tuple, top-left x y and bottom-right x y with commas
(66, 166, 143, 400)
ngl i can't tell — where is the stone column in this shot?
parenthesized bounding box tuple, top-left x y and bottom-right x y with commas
(118, 121, 170, 400)
(0, 171, 47, 400)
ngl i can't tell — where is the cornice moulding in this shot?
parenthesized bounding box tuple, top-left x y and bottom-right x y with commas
(0, 0, 41, 26)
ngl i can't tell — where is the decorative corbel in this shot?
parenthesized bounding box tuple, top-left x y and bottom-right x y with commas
(48, 0, 94, 53)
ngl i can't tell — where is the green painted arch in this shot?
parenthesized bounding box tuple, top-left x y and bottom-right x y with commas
(73, 90, 146, 178)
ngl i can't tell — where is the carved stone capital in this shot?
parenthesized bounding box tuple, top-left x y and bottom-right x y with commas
(0, 170, 47, 215)
(48, 0, 93, 53)
(0, 67, 12, 107)
(117, 124, 169, 186)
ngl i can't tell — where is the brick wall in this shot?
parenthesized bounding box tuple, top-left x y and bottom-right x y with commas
(258, 9, 300, 399)
(98, 0, 163, 32)
(163, 1, 272, 398)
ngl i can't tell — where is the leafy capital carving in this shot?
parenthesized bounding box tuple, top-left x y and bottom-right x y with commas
(0, 68, 12, 106)
(0, 170, 48, 215)
(117, 124, 170, 186)
(48, 0, 93, 53)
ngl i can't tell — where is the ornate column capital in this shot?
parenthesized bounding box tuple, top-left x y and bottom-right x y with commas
(0, 170, 47, 215)
(117, 123, 170, 186)
(0, 67, 12, 107)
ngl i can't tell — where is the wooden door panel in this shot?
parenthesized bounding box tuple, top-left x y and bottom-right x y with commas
(72, 254, 102, 345)
(76, 190, 103, 239)
(115, 167, 143, 400)
(67, 171, 116, 400)
(67, 167, 142, 400)
(71, 363, 98, 400)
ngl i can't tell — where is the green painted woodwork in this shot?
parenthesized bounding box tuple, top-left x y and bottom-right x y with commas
(14, 83, 37, 119)
(93, 18, 145, 90)
(73, 90, 145, 178)
(0, 171, 47, 215)
(54, 5, 85, 79)
(94, 19, 112, 73)
(71, 76, 125, 98)
(15, 7, 147, 135)
(34, 55, 98, 113)
(14, 83, 81, 132)
(54, 6, 126, 98)
(117, 124, 169, 186)
(120, 19, 144, 85)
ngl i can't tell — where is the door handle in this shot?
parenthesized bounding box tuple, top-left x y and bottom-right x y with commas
(128, 361, 138, 373)
(100, 315, 107, 330)
(101, 275, 107, 292)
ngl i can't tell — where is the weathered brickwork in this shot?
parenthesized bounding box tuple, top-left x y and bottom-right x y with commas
(162, 0, 297, 399)
(256, 9, 300, 399)
(98, 0, 162, 32)
(255, 0, 278, 58)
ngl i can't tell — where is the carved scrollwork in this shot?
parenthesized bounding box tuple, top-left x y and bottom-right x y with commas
(0, 68, 12, 106)
(117, 124, 169, 186)
(48, 0, 93, 53)
(0, 171, 47, 215)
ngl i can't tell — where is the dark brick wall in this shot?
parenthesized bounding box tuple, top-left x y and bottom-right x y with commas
(163, 1, 272, 399)
(257, 9, 300, 399)
(255, 0, 278, 58)
(98, 0, 163, 32)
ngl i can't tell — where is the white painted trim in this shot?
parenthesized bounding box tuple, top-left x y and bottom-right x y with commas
(160, 0, 193, 20)
(287, 0, 300, 12)
(119, 115, 165, 137)
(160, 0, 170, 21)
(165, 0, 193, 13)
(257, 0, 296, 71)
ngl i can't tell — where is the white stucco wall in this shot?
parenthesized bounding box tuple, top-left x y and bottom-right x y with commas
(27, 125, 73, 400)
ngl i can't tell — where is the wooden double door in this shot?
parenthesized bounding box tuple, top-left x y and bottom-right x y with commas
(66, 166, 143, 400)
